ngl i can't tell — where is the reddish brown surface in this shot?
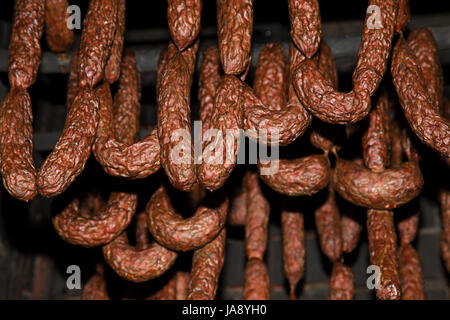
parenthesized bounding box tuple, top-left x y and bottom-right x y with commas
(281, 208, 305, 299)
(217, 0, 253, 75)
(52, 192, 137, 247)
(112, 49, 142, 145)
(367, 209, 401, 300)
(0, 88, 37, 201)
(341, 213, 362, 253)
(8, 0, 45, 89)
(259, 155, 330, 196)
(328, 262, 354, 300)
(38, 85, 99, 197)
(157, 42, 198, 191)
(288, 0, 321, 58)
(93, 50, 161, 179)
(398, 243, 425, 300)
(245, 172, 270, 260)
(228, 187, 247, 227)
(103, 232, 178, 283)
(147, 186, 228, 251)
(78, 0, 117, 87)
(105, 0, 126, 83)
(167, 0, 202, 51)
(391, 36, 450, 158)
(440, 190, 450, 273)
(314, 183, 342, 262)
(253, 43, 287, 111)
(175, 271, 190, 300)
(198, 46, 222, 136)
(66, 50, 79, 109)
(198, 75, 245, 190)
(187, 228, 226, 300)
(45, 0, 74, 52)
(81, 265, 110, 300)
(362, 86, 391, 172)
(407, 28, 443, 113)
(395, 0, 410, 33)
(243, 258, 270, 300)
(333, 159, 423, 209)
(293, 0, 398, 124)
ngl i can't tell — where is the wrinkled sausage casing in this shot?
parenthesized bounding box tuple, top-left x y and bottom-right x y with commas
(391, 37, 450, 158)
(333, 159, 423, 209)
(167, 0, 202, 51)
(0, 88, 37, 201)
(146, 186, 228, 252)
(244, 172, 270, 260)
(52, 191, 137, 247)
(367, 209, 401, 300)
(102, 232, 178, 283)
(293, 0, 398, 124)
(398, 243, 425, 300)
(314, 184, 342, 262)
(253, 43, 287, 111)
(216, 0, 253, 75)
(341, 213, 362, 254)
(187, 228, 226, 300)
(45, 0, 75, 53)
(243, 258, 270, 300)
(198, 75, 244, 190)
(78, 0, 117, 87)
(37, 86, 100, 197)
(328, 262, 354, 300)
(281, 208, 305, 299)
(93, 50, 161, 179)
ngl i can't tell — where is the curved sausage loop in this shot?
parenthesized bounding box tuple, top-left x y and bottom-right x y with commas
(391, 33, 450, 158)
(157, 41, 199, 191)
(293, 0, 399, 124)
(258, 154, 330, 196)
(333, 159, 423, 210)
(102, 232, 178, 283)
(147, 185, 228, 252)
(52, 191, 137, 247)
(93, 50, 161, 179)
(216, 0, 253, 75)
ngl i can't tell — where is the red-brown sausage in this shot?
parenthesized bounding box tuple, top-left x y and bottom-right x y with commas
(288, 0, 321, 58)
(216, 0, 253, 75)
(293, 0, 398, 124)
(245, 171, 270, 260)
(398, 243, 425, 300)
(281, 206, 305, 299)
(187, 228, 226, 300)
(328, 262, 354, 300)
(45, 0, 75, 52)
(147, 185, 228, 252)
(243, 258, 270, 300)
(167, 0, 202, 51)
